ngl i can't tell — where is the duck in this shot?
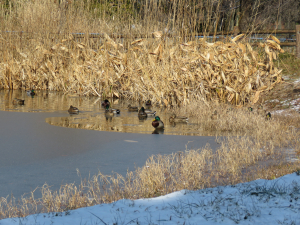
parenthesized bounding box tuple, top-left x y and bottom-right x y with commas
(138, 107, 148, 118)
(152, 129, 164, 134)
(169, 114, 188, 123)
(144, 108, 156, 116)
(105, 105, 114, 117)
(101, 99, 110, 107)
(68, 105, 79, 114)
(152, 116, 164, 129)
(248, 107, 253, 112)
(111, 108, 120, 114)
(128, 104, 139, 112)
(12, 98, 25, 105)
(145, 100, 152, 106)
(266, 112, 271, 120)
(211, 110, 218, 120)
(26, 89, 35, 96)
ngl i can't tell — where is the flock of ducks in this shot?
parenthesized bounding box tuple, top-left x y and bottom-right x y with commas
(68, 99, 189, 130)
(68, 101, 272, 133)
(12, 90, 272, 131)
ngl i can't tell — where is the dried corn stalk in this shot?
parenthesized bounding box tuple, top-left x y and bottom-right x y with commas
(0, 33, 283, 106)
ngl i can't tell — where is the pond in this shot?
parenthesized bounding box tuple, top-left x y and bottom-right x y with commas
(0, 89, 218, 136)
(0, 90, 221, 198)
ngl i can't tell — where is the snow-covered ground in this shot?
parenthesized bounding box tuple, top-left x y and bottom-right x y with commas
(1, 173, 300, 225)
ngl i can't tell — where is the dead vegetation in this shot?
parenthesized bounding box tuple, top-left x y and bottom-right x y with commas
(0, 33, 284, 107)
(0, 0, 299, 220)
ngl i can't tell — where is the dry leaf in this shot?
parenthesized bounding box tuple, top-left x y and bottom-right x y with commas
(131, 39, 143, 45)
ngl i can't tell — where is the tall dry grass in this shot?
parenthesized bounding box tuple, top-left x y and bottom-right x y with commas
(0, 0, 283, 106)
(0, 32, 283, 106)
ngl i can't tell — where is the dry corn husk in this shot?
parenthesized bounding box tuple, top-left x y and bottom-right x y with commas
(0, 33, 283, 106)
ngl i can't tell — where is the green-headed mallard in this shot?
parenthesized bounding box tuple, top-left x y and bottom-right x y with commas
(128, 104, 139, 112)
(105, 105, 114, 117)
(248, 107, 253, 112)
(68, 105, 79, 114)
(138, 107, 148, 118)
(152, 116, 164, 129)
(102, 99, 110, 107)
(145, 100, 152, 106)
(169, 114, 188, 123)
(144, 108, 156, 116)
(12, 98, 25, 105)
(26, 89, 35, 96)
(266, 112, 271, 120)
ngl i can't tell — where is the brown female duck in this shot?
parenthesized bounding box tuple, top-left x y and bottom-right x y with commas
(169, 114, 188, 123)
(68, 105, 79, 114)
(128, 104, 139, 112)
(12, 98, 25, 105)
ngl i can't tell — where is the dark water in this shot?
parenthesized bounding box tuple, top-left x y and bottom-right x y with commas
(0, 90, 221, 198)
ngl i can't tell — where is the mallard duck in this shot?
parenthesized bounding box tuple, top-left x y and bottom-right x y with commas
(145, 100, 152, 106)
(144, 108, 156, 116)
(105, 105, 114, 117)
(248, 107, 253, 112)
(68, 105, 79, 114)
(128, 104, 138, 112)
(152, 129, 164, 134)
(211, 110, 218, 120)
(26, 89, 35, 96)
(111, 108, 120, 114)
(266, 112, 271, 120)
(169, 114, 188, 123)
(102, 99, 110, 107)
(152, 116, 164, 129)
(138, 107, 148, 118)
(12, 98, 25, 105)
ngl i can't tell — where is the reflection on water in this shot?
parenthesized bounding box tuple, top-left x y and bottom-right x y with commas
(0, 89, 227, 136)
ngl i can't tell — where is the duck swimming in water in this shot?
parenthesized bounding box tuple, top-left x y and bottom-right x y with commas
(145, 100, 152, 106)
(128, 104, 139, 112)
(102, 99, 110, 107)
(144, 108, 156, 116)
(68, 105, 79, 114)
(152, 116, 164, 129)
(12, 98, 25, 105)
(169, 114, 188, 123)
(105, 105, 114, 117)
(138, 107, 148, 118)
(26, 89, 35, 96)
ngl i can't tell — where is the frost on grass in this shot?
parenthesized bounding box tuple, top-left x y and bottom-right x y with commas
(2, 172, 300, 225)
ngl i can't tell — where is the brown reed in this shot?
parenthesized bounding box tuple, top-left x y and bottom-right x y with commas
(0, 1, 283, 106)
